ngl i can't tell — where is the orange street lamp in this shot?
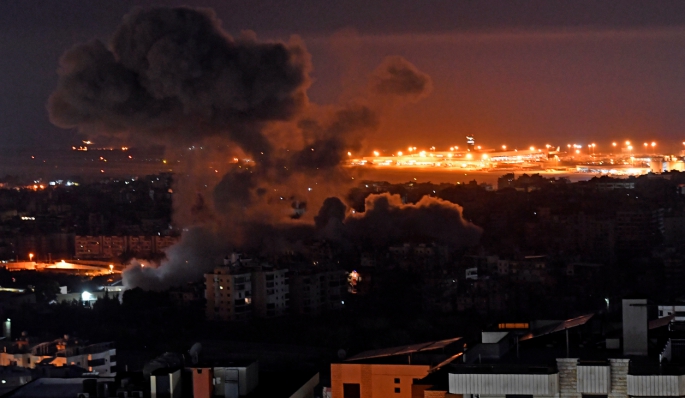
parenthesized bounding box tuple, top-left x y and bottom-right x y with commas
(29, 253, 34, 262)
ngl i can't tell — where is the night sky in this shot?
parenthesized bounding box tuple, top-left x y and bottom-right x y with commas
(4, 0, 685, 152)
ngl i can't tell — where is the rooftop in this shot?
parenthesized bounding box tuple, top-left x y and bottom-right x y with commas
(345, 337, 463, 365)
(4, 378, 115, 398)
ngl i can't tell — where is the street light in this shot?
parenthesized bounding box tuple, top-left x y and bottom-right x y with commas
(28, 253, 34, 262)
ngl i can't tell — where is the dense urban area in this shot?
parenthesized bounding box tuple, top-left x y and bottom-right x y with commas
(6, 1, 685, 397)
(0, 170, 684, 397)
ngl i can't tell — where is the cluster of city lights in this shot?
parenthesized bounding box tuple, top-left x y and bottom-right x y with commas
(357, 140, 666, 159)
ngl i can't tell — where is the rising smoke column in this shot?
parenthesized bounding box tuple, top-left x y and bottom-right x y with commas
(48, 6, 464, 290)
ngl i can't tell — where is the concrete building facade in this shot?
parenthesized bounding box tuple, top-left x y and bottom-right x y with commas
(289, 268, 345, 316)
(205, 266, 253, 321)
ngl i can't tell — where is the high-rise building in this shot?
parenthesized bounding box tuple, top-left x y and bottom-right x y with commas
(205, 259, 290, 320)
(289, 266, 345, 315)
(205, 265, 253, 321)
(251, 268, 289, 318)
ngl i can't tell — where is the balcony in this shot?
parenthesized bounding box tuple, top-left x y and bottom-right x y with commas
(627, 375, 685, 396)
(448, 366, 558, 396)
(627, 363, 685, 396)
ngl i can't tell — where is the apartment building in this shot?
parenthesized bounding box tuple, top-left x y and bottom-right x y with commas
(289, 267, 345, 316)
(205, 265, 253, 321)
(251, 268, 289, 318)
(205, 255, 294, 321)
(0, 336, 116, 376)
(75, 235, 180, 259)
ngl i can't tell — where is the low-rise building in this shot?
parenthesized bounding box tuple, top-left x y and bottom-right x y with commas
(0, 336, 116, 376)
(330, 337, 463, 398)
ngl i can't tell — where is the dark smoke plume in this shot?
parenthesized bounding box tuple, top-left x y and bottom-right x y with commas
(48, 7, 310, 152)
(342, 193, 482, 248)
(49, 7, 451, 290)
(369, 56, 433, 102)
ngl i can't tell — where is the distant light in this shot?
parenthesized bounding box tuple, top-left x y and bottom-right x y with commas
(502, 145, 506, 150)
(575, 150, 580, 154)
(419, 151, 426, 157)
(651, 142, 656, 147)
(625, 141, 631, 145)
(82, 291, 93, 301)
(373, 151, 379, 156)
(612, 142, 617, 147)
(347, 152, 351, 156)
(529, 146, 535, 151)
(308, 187, 312, 191)
(397, 151, 403, 156)
(341, 301, 345, 305)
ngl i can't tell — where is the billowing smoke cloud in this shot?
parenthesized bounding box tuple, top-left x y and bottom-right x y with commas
(48, 7, 310, 152)
(50, 7, 457, 290)
(317, 193, 482, 248)
(369, 56, 433, 103)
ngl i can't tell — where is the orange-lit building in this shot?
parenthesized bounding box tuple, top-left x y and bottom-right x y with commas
(74, 235, 180, 259)
(329, 337, 463, 398)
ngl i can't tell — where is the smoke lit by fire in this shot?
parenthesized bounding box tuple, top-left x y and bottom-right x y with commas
(48, 6, 480, 290)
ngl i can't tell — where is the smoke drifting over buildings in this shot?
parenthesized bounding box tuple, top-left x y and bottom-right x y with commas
(344, 193, 481, 247)
(48, 6, 479, 290)
(315, 193, 482, 248)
